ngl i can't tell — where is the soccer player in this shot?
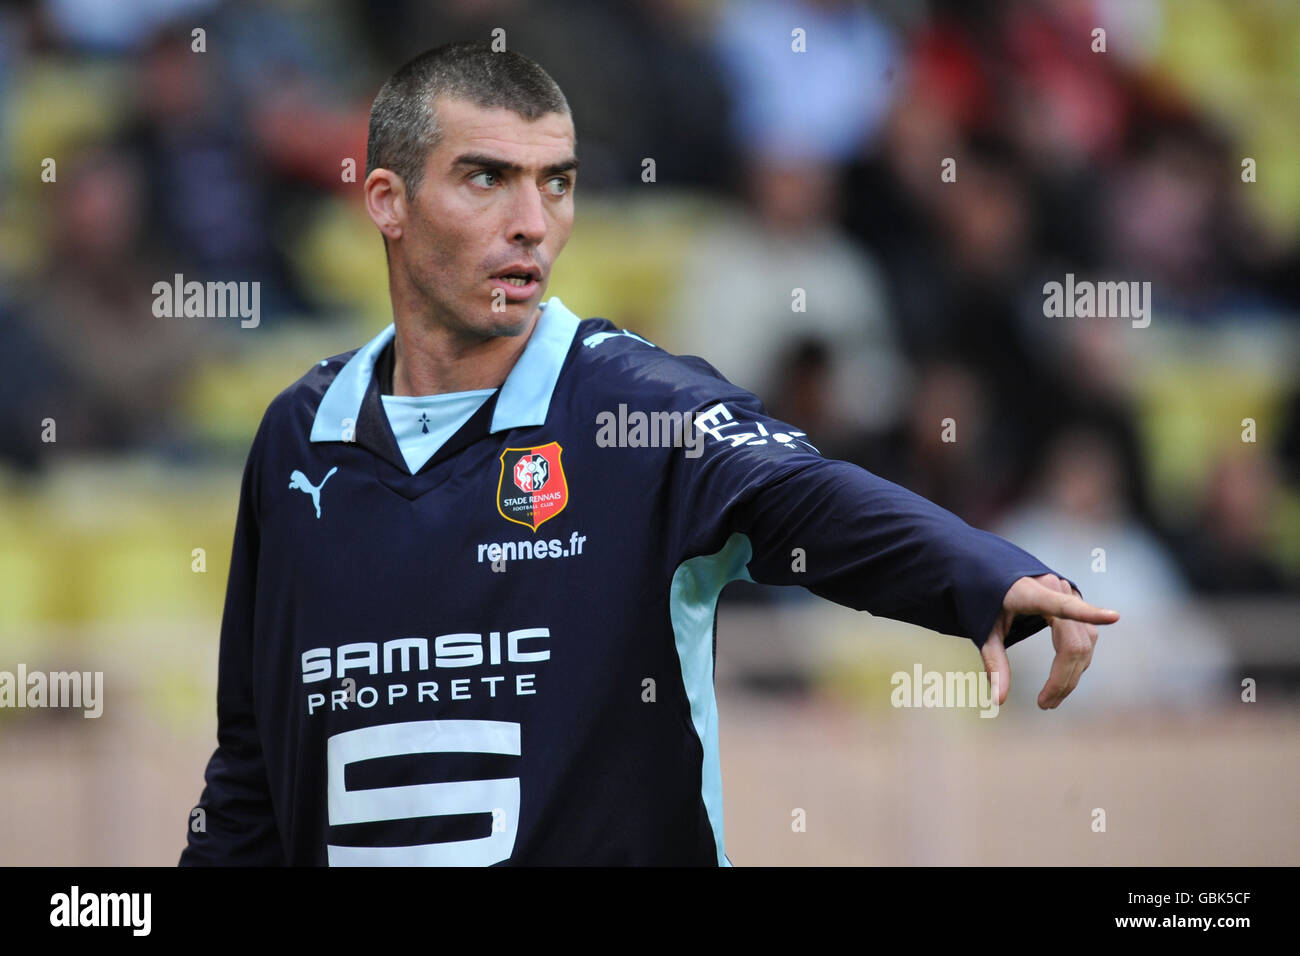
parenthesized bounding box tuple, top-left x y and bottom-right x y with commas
(180, 41, 1119, 866)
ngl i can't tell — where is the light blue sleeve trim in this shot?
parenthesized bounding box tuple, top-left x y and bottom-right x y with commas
(668, 532, 754, 867)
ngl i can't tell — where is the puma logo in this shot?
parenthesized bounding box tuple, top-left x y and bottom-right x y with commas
(289, 467, 338, 519)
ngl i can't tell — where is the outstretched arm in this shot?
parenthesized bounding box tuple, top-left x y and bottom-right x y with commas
(669, 386, 1120, 707)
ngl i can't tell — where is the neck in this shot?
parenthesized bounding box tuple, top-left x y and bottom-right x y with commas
(390, 304, 542, 397)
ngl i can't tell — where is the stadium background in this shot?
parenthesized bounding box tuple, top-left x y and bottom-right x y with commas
(0, 0, 1297, 864)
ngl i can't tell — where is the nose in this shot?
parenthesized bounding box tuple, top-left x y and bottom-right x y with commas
(507, 182, 548, 246)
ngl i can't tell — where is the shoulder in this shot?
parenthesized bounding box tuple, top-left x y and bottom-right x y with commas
(568, 317, 760, 412)
(254, 344, 362, 447)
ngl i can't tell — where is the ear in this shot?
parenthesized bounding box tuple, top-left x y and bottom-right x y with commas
(364, 168, 406, 242)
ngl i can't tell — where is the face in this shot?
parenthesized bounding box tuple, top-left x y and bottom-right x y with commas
(373, 96, 577, 340)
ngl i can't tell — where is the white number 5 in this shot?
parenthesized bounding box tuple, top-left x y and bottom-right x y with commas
(326, 719, 521, 866)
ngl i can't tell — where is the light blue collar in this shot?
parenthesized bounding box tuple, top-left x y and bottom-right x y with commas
(310, 297, 581, 442)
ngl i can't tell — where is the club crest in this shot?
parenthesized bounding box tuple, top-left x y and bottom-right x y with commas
(497, 442, 569, 531)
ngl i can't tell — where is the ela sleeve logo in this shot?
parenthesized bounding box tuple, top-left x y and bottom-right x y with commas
(694, 403, 819, 453)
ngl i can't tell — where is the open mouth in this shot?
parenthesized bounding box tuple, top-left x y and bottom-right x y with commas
(490, 265, 542, 300)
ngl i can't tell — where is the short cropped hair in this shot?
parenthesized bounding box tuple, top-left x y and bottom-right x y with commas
(366, 40, 571, 199)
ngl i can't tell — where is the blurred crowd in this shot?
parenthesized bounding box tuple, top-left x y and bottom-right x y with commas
(1, 0, 1297, 618)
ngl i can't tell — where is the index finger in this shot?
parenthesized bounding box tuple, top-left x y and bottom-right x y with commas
(1042, 589, 1119, 627)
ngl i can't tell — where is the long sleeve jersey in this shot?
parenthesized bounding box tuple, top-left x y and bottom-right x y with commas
(179, 296, 1067, 866)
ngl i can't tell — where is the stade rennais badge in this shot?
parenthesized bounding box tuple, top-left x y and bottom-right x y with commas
(497, 442, 569, 531)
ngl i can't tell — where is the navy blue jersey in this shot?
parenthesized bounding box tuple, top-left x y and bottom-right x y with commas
(180, 297, 1069, 866)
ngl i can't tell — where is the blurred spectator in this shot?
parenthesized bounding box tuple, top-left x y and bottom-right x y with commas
(767, 337, 876, 469)
(1101, 115, 1281, 320)
(847, 121, 1066, 487)
(857, 358, 1020, 528)
(15, 148, 214, 454)
(711, 0, 900, 164)
(119, 24, 318, 321)
(365, 0, 734, 192)
(667, 154, 908, 433)
(1175, 452, 1291, 595)
(40, 0, 218, 54)
(212, 0, 372, 192)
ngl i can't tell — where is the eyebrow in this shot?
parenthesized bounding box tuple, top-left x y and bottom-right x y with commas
(451, 153, 580, 177)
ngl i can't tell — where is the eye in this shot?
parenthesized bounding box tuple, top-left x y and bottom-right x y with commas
(545, 176, 571, 196)
(470, 170, 498, 188)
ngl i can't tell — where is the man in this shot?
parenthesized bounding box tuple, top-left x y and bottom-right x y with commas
(180, 41, 1118, 866)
